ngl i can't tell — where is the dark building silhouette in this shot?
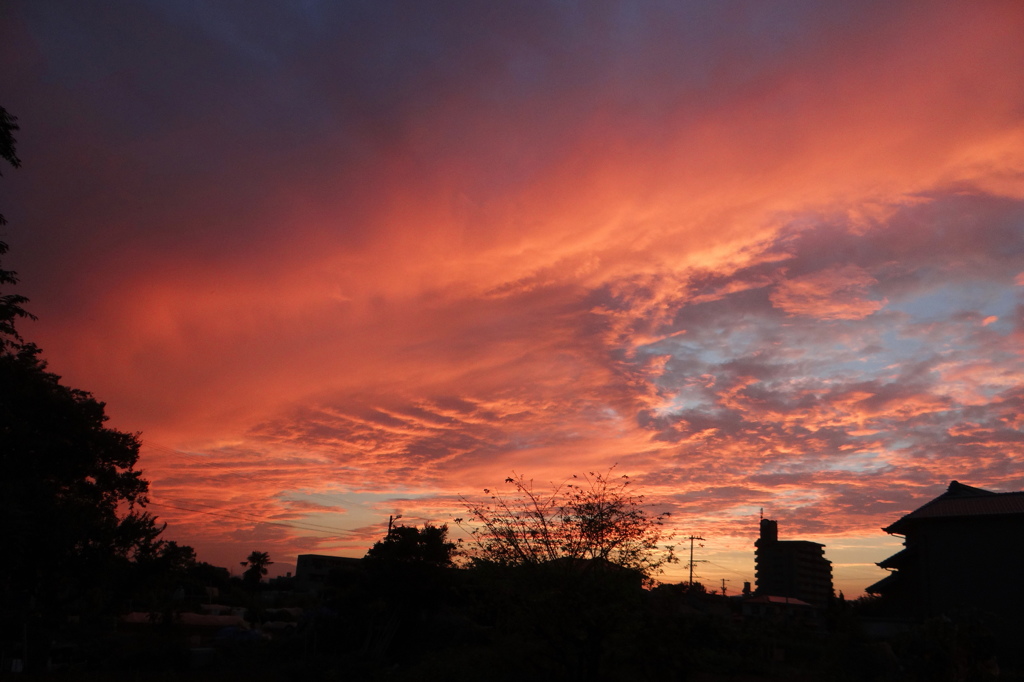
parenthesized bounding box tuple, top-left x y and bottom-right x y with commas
(295, 554, 362, 591)
(867, 480, 1024, 618)
(754, 518, 833, 607)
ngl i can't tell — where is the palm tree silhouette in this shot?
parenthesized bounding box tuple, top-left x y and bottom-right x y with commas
(240, 550, 273, 586)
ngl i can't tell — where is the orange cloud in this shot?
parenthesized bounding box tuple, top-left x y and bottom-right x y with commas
(769, 265, 887, 320)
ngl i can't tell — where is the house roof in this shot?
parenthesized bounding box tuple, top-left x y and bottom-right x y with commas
(865, 571, 898, 595)
(883, 481, 1024, 534)
(876, 547, 913, 570)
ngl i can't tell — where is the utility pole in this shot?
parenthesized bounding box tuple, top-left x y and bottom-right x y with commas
(720, 578, 730, 596)
(686, 535, 706, 585)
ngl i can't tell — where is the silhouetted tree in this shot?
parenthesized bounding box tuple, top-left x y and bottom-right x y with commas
(365, 522, 458, 567)
(0, 113, 166, 670)
(0, 106, 18, 171)
(126, 540, 198, 618)
(458, 469, 675, 583)
(133, 540, 197, 588)
(240, 550, 273, 585)
(187, 560, 232, 594)
(0, 107, 32, 351)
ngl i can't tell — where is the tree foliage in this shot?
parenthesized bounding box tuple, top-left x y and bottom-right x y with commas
(0, 107, 165, 635)
(0, 241, 37, 353)
(458, 469, 675, 581)
(0, 281, 164, 609)
(0, 108, 33, 351)
(240, 550, 273, 585)
(0, 106, 19, 174)
(365, 522, 458, 567)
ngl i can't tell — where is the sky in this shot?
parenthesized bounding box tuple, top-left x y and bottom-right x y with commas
(2, 0, 1023, 597)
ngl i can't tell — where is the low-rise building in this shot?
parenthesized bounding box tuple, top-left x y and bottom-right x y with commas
(294, 554, 363, 591)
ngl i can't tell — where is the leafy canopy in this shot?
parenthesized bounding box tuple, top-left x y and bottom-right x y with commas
(240, 550, 273, 585)
(365, 522, 458, 567)
(458, 469, 675, 581)
(0, 106, 165, 618)
(0, 107, 33, 352)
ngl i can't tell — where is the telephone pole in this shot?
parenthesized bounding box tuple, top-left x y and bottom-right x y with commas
(686, 535, 706, 585)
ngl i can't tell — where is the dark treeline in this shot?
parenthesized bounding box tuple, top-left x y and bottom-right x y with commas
(230, 532, 1014, 682)
(2, 520, 1013, 681)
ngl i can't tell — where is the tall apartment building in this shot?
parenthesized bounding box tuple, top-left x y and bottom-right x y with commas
(754, 518, 833, 607)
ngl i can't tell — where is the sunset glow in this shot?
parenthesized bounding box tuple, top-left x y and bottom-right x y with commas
(3, 1, 1024, 596)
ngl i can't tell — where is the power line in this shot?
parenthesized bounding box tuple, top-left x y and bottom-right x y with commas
(704, 560, 751, 581)
(147, 500, 354, 539)
(139, 440, 366, 540)
(141, 440, 213, 466)
(685, 535, 707, 584)
(139, 440, 358, 535)
(170, 498, 352, 535)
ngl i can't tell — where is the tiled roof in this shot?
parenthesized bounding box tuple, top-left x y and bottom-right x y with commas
(876, 547, 913, 570)
(883, 481, 1024, 534)
(865, 572, 898, 595)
